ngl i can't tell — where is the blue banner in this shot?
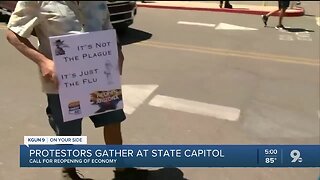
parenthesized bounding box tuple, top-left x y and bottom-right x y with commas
(20, 145, 320, 168)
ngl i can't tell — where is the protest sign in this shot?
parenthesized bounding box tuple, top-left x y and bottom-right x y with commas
(49, 30, 123, 122)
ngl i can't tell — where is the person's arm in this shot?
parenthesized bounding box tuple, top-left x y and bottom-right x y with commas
(117, 42, 124, 75)
(6, 1, 58, 88)
(6, 30, 58, 88)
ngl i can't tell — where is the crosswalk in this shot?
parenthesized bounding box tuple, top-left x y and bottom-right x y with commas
(122, 84, 240, 121)
(149, 95, 240, 121)
(178, 21, 258, 31)
(122, 84, 159, 114)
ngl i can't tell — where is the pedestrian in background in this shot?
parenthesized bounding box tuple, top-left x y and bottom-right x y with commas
(219, 1, 233, 9)
(6, 1, 148, 180)
(261, 0, 290, 29)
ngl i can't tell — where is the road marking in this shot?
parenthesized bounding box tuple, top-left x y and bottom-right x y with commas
(149, 95, 240, 121)
(279, 32, 313, 42)
(279, 34, 294, 41)
(177, 21, 216, 28)
(295, 32, 310, 36)
(215, 23, 258, 31)
(177, 21, 258, 30)
(122, 84, 159, 114)
(296, 36, 312, 41)
(136, 41, 319, 66)
(295, 32, 313, 41)
(316, 17, 320, 26)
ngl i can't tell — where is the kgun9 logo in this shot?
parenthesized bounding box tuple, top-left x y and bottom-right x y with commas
(290, 150, 303, 163)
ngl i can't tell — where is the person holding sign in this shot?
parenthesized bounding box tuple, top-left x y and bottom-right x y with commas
(6, 1, 147, 180)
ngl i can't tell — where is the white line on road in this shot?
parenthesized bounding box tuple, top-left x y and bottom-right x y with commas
(149, 95, 240, 121)
(215, 23, 258, 30)
(296, 36, 312, 41)
(295, 32, 313, 41)
(122, 84, 159, 114)
(177, 21, 216, 27)
(279, 34, 294, 41)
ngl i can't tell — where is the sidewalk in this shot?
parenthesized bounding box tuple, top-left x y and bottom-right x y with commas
(137, 1, 305, 17)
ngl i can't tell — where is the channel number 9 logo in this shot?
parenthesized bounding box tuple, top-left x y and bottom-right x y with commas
(290, 150, 303, 163)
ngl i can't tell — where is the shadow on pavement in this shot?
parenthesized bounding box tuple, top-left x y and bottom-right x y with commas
(118, 28, 153, 46)
(284, 27, 314, 33)
(303, 14, 315, 17)
(265, 26, 314, 33)
(147, 168, 188, 180)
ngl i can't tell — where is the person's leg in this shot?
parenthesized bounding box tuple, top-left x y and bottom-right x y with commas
(90, 110, 148, 179)
(278, 8, 286, 26)
(266, 9, 280, 17)
(46, 94, 82, 136)
(219, 1, 223, 8)
(262, 6, 280, 27)
(104, 122, 124, 171)
(224, 0, 232, 8)
(265, 0, 283, 17)
(46, 94, 84, 180)
(276, 1, 289, 28)
(103, 122, 122, 145)
(90, 110, 125, 169)
(90, 109, 125, 145)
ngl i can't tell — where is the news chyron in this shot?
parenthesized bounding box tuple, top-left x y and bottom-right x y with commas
(21, 137, 320, 168)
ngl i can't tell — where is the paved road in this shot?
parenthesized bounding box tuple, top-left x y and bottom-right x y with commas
(0, 5, 319, 180)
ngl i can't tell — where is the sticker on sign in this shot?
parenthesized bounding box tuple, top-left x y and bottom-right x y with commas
(24, 136, 87, 147)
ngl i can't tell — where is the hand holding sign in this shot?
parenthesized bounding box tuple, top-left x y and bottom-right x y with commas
(39, 58, 59, 90)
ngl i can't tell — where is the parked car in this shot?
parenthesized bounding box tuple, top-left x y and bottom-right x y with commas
(0, 1, 14, 22)
(0, 1, 137, 34)
(107, 1, 137, 34)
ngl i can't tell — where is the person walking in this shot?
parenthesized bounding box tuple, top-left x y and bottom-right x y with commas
(6, 1, 147, 180)
(261, 0, 290, 29)
(219, 1, 233, 9)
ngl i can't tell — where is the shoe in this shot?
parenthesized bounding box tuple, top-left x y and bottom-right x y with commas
(261, 15, 268, 27)
(224, 3, 233, 8)
(275, 24, 285, 30)
(113, 168, 149, 180)
(61, 168, 85, 180)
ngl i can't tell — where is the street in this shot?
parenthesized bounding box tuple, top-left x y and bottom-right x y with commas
(0, 2, 319, 180)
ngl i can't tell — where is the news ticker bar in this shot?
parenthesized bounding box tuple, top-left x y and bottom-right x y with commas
(20, 145, 319, 168)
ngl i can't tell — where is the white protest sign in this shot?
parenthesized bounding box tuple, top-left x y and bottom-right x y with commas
(49, 30, 123, 122)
